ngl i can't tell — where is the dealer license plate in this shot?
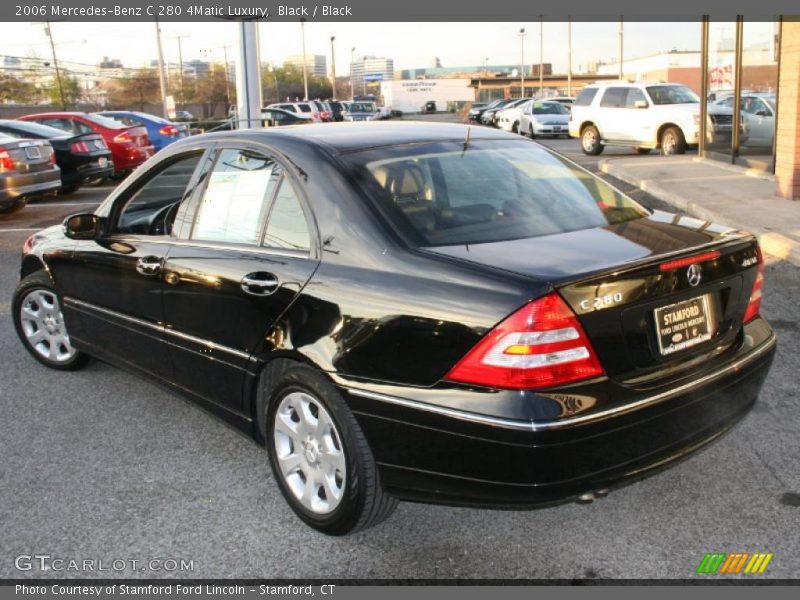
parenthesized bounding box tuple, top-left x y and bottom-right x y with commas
(654, 294, 714, 356)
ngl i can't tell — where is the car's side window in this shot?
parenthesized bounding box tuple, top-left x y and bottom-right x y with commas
(263, 175, 311, 251)
(573, 87, 598, 106)
(600, 87, 628, 108)
(74, 121, 95, 134)
(191, 148, 279, 245)
(40, 118, 74, 133)
(625, 88, 648, 108)
(115, 152, 204, 235)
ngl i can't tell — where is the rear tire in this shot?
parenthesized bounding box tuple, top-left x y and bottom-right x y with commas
(581, 125, 604, 155)
(660, 127, 687, 156)
(261, 361, 398, 535)
(0, 198, 27, 214)
(12, 271, 89, 371)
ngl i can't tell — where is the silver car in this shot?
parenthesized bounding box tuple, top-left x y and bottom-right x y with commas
(519, 101, 571, 138)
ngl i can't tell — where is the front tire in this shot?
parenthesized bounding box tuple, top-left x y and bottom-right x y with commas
(13, 271, 89, 370)
(581, 125, 604, 155)
(262, 361, 397, 535)
(660, 127, 687, 156)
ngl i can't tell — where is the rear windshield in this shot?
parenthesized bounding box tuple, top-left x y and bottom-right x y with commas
(0, 120, 68, 139)
(84, 114, 128, 129)
(350, 102, 376, 113)
(344, 140, 649, 247)
(297, 104, 312, 113)
(573, 88, 598, 106)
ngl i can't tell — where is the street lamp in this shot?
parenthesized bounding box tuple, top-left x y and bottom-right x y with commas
(330, 36, 336, 99)
(350, 47, 356, 100)
(539, 16, 544, 98)
(518, 28, 526, 98)
(300, 18, 309, 100)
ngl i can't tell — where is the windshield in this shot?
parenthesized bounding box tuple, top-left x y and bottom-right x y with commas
(85, 114, 129, 129)
(350, 102, 376, 113)
(345, 140, 649, 247)
(532, 103, 569, 115)
(646, 85, 699, 105)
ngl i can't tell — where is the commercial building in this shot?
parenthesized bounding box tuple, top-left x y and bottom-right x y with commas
(381, 79, 475, 113)
(350, 56, 394, 95)
(283, 54, 327, 77)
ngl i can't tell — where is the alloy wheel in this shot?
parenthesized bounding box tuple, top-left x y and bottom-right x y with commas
(582, 129, 597, 152)
(273, 391, 346, 514)
(19, 289, 76, 363)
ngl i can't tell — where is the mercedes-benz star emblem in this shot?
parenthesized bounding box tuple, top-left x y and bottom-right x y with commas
(687, 264, 702, 287)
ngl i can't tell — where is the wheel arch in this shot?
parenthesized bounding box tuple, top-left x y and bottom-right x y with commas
(579, 121, 599, 135)
(20, 255, 52, 281)
(656, 122, 684, 146)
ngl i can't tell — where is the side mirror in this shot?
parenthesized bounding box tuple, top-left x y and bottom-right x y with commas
(63, 213, 101, 240)
(634, 100, 649, 109)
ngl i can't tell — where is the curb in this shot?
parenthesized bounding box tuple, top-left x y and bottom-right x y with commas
(599, 159, 800, 267)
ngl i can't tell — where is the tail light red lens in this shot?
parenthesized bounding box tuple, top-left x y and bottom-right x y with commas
(49, 149, 56, 165)
(0, 148, 15, 171)
(159, 125, 178, 136)
(113, 132, 131, 144)
(743, 247, 764, 323)
(70, 141, 90, 153)
(445, 292, 604, 390)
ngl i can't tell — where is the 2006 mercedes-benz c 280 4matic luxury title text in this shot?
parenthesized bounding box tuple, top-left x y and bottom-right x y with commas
(12, 122, 776, 535)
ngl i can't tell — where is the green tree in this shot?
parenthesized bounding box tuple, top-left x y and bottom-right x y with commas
(48, 74, 81, 108)
(261, 65, 333, 104)
(0, 73, 39, 104)
(194, 64, 234, 116)
(106, 69, 160, 110)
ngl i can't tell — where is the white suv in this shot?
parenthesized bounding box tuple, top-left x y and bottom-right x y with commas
(568, 82, 701, 156)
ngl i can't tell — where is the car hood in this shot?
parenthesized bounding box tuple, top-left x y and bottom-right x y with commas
(423, 211, 743, 284)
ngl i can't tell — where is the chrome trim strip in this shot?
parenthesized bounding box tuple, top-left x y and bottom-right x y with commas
(63, 297, 252, 361)
(347, 334, 776, 432)
(108, 236, 309, 260)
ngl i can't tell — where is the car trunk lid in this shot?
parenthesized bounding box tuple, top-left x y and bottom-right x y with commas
(425, 212, 760, 385)
(0, 139, 55, 173)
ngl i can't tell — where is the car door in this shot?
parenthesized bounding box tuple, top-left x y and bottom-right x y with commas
(741, 97, 774, 146)
(623, 87, 653, 143)
(58, 148, 212, 379)
(596, 87, 630, 141)
(160, 144, 320, 413)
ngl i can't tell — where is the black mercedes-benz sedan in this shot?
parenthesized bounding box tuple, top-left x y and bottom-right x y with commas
(12, 122, 776, 535)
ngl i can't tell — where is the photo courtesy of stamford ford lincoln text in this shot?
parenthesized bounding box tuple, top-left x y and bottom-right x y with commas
(0, 0, 798, 596)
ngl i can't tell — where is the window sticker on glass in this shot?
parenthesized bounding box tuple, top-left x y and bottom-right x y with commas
(193, 150, 277, 245)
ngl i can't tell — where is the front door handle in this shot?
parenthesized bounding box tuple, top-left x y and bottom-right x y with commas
(136, 256, 163, 276)
(241, 272, 279, 296)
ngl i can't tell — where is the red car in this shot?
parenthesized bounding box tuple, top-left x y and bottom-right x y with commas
(18, 112, 154, 177)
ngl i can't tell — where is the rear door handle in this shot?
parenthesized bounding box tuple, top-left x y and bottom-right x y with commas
(241, 272, 279, 296)
(136, 256, 163, 276)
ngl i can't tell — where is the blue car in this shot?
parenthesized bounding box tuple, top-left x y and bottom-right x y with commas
(95, 111, 189, 152)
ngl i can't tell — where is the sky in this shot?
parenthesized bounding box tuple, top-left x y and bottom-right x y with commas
(0, 21, 702, 76)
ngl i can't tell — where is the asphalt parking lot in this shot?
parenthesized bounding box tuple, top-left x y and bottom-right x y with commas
(1, 138, 798, 580)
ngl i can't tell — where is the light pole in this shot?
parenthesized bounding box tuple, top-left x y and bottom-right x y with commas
(300, 18, 309, 100)
(518, 28, 526, 98)
(618, 16, 624, 79)
(350, 47, 355, 99)
(43, 21, 65, 110)
(154, 19, 169, 118)
(539, 16, 544, 98)
(168, 33, 189, 107)
(330, 36, 336, 99)
(567, 17, 572, 97)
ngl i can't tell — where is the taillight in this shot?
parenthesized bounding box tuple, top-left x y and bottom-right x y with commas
(113, 132, 131, 144)
(49, 149, 56, 165)
(743, 247, 764, 323)
(445, 292, 604, 390)
(70, 141, 90, 153)
(0, 147, 15, 171)
(159, 125, 178, 136)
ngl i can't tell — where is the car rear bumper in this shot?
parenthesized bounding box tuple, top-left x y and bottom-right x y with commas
(339, 317, 776, 507)
(0, 170, 61, 203)
(62, 157, 114, 185)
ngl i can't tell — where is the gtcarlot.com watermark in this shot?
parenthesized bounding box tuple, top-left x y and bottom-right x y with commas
(14, 554, 194, 574)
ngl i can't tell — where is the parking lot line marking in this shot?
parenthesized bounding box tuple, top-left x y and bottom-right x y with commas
(0, 228, 40, 233)
(27, 201, 102, 207)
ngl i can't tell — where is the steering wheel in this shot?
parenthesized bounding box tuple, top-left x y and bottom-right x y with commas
(148, 202, 180, 236)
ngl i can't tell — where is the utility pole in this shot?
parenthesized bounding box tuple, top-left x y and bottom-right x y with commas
(350, 47, 355, 99)
(330, 36, 336, 99)
(518, 28, 526, 98)
(300, 18, 309, 100)
(171, 34, 189, 107)
(222, 45, 231, 106)
(539, 15, 544, 97)
(618, 16, 624, 80)
(154, 19, 169, 118)
(44, 21, 65, 110)
(567, 17, 572, 97)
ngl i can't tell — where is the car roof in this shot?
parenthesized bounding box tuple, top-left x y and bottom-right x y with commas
(193, 121, 518, 154)
(20, 112, 88, 118)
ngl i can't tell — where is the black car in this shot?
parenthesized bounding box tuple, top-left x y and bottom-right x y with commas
(13, 123, 775, 535)
(328, 101, 346, 122)
(476, 99, 512, 125)
(261, 108, 312, 127)
(0, 134, 61, 212)
(0, 120, 113, 194)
